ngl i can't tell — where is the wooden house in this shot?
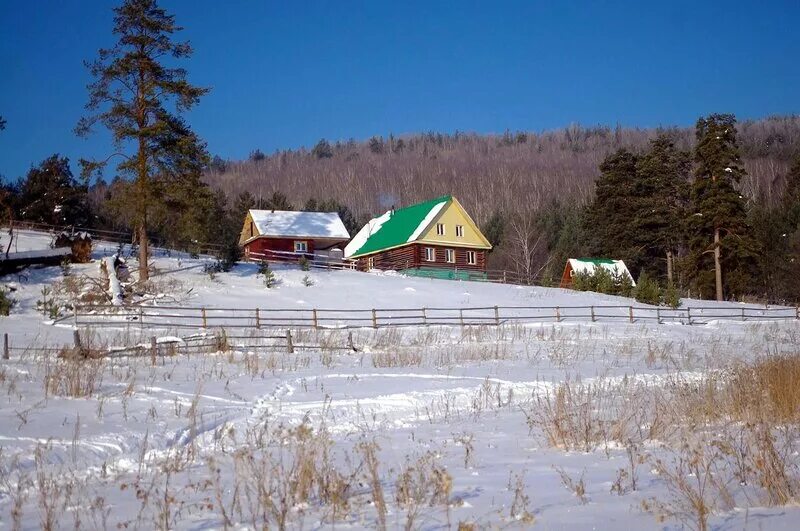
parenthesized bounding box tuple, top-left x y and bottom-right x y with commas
(559, 258, 635, 288)
(239, 209, 350, 261)
(344, 195, 492, 280)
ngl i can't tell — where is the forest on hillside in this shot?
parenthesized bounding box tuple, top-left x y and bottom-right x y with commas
(208, 116, 800, 221)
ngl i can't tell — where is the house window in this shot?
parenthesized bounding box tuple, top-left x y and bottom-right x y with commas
(445, 249, 455, 263)
(466, 251, 477, 265)
(367, 257, 374, 269)
(250, 221, 255, 237)
(436, 223, 445, 236)
(456, 225, 464, 237)
(294, 241, 308, 253)
(424, 247, 436, 262)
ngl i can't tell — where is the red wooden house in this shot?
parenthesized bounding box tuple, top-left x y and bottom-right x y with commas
(239, 209, 350, 261)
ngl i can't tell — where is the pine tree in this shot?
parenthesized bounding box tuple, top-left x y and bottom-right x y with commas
(18, 155, 90, 226)
(634, 135, 691, 283)
(0, 115, 6, 130)
(584, 149, 640, 270)
(688, 114, 759, 300)
(76, 0, 208, 281)
(312, 139, 333, 159)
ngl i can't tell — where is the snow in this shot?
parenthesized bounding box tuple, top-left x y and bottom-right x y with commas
(1, 229, 799, 529)
(568, 258, 635, 285)
(406, 198, 447, 242)
(248, 209, 349, 239)
(344, 209, 392, 257)
(101, 255, 123, 306)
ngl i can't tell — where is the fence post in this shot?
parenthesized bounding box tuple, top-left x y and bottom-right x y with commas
(555, 306, 561, 322)
(590, 306, 595, 322)
(687, 307, 692, 325)
(503, 270, 507, 283)
(139, 306, 144, 329)
(3, 333, 8, 360)
(201, 307, 207, 328)
(494, 306, 500, 326)
(628, 306, 633, 323)
(797, 306, 799, 320)
(371, 309, 378, 329)
(656, 307, 661, 324)
(255, 308, 261, 329)
(286, 330, 294, 353)
(422, 307, 427, 326)
(312, 309, 318, 329)
(742, 307, 745, 322)
(459, 309, 464, 327)
(150, 336, 157, 366)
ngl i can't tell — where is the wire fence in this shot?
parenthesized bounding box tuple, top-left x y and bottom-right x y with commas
(57, 302, 800, 331)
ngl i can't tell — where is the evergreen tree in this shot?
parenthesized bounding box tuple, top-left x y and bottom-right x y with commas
(584, 149, 641, 270)
(482, 212, 506, 250)
(687, 114, 759, 300)
(264, 191, 293, 211)
(18, 155, 90, 226)
(0, 115, 6, 130)
(76, 0, 208, 281)
(634, 135, 691, 282)
(249, 149, 266, 161)
(312, 139, 333, 159)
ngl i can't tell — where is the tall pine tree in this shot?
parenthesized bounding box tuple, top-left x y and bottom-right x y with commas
(688, 114, 758, 300)
(584, 149, 641, 270)
(634, 135, 691, 283)
(77, 0, 208, 281)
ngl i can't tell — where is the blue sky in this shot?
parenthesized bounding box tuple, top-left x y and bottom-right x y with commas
(1, 0, 799, 180)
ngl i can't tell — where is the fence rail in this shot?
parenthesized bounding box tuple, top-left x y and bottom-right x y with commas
(244, 249, 357, 271)
(59, 303, 800, 331)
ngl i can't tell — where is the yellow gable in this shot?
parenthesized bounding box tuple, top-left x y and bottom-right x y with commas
(417, 197, 492, 249)
(239, 211, 258, 245)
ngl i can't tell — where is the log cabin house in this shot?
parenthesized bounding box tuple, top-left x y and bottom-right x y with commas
(559, 258, 635, 288)
(239, 209, 350, 262)
(344, 195, 492, 280)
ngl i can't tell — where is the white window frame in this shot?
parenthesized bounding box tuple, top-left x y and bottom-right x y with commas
(424, 247, 436, 262)
(436, 223, 445, 236)
(294, 241, 308, 253)
(466, 251, 477, 265)
(455, 225, 464, 238)
(445, 249, 455, 263)
(367, 257, 374, 269)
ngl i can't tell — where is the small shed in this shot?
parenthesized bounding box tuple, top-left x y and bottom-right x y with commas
(239, 209, 350, 261)
(559, 258, 635, 288)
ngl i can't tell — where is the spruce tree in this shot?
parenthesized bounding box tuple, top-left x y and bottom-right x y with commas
(0, 115, 6, 130)
(76, 0, 208, 281)
(635, 135, 691, 283)
(688, 114, 758, 300)
(18, 155, 90, 226)
(584, 149, 640, 270)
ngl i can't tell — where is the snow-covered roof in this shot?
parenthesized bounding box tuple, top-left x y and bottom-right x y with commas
(249, 210, 350, 240)
(568, 258, 635, 285)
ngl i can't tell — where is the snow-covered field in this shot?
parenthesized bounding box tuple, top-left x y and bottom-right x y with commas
(1, 229, 799, 530)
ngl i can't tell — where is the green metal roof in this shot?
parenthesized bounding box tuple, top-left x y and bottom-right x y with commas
(349, 195, 451, 257)
(574, 257, 616, 265)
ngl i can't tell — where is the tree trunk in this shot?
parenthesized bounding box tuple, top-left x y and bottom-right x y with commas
(666, 249, 673, 284)
(714, 227, 723, 301)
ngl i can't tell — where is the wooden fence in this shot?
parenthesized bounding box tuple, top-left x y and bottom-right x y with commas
(58, 303, 800, 331)
(244, 249, 357, 271)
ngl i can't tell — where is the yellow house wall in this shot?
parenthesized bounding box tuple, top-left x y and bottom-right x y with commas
(417, 200, 491, 248)
(239, 212, 258, 245)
